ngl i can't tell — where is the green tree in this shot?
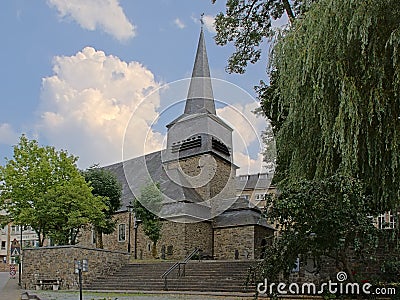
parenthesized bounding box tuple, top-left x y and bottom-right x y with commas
(0, 135, 107, 246)
(83, 165, 122, 249)
(215, 0, 400, 289)
(135, 182, 163, 258)
(256, 175, 379, 284)
(214, 0, 400, 211)
(266, 0, 400, 211)
(213, 0, 318, 73)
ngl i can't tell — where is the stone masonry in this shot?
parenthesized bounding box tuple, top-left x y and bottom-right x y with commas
(79, 212, 213, 260)
(22, 245, 129, 290)
(213, 226, 255, 260)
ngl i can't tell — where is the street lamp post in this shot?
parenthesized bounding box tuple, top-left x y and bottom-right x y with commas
(134, 214, 138, 259)
(75, 259, 88, 300)
(126, 201, 133, 254)
(19, 225, 23, 286)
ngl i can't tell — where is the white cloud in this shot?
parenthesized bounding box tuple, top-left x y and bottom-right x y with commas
(174, 18, 185, 29)
(47, 0, 135, 41)
(0, 123, 19, 145)
(202, 15, 216, 34)
(271, 13, 289, 29)
(192, 14, 216, 34)
(217, 102, 270, 175)
(39, 47, 163, 168)
(234, 152, 266, 175)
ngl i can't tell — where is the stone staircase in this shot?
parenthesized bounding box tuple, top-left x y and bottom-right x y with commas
(85, 260, 257, 293)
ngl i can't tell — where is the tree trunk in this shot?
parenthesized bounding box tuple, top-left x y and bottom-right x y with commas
(95, 228, 103, 249)
(152, 241, 158, 258)
(340, 252, 355, 282)
(282, 0, 295, 23)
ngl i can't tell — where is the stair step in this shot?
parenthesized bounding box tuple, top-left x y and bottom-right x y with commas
(86, 260, 257, 293)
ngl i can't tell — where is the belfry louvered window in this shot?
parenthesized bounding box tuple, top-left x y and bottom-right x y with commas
(212, 138, 230, 156)
(171, 136, 202, 153)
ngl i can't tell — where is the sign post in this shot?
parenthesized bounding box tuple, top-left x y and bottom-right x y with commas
(75, 259, 88, 300)
(10, 238, 21, 280)
(9, 264, 16, 278)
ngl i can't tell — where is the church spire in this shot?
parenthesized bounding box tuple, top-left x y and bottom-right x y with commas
(184, 27, 216, 115)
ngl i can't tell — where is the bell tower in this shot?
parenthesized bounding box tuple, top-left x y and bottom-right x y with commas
(162, 27, 237, 215)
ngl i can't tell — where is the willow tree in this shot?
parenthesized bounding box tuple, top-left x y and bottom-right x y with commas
(268, 0, 400, 211)
(214, 0, 400, 212)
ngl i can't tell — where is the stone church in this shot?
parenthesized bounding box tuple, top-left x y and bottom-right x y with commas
(80, 28, 274, 260)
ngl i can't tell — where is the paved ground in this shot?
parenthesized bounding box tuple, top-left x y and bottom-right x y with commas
(30, 290, 254, 300)
(0, 272, 22, 300)
(0, 272, 256, 300)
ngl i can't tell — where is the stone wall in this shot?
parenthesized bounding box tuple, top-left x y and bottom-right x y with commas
(184, 222, 213, 257)
(139, 220, 186, 260)
(171, 154, 236, 202)
(213, 226, 255, 260)
(133, 220, 213, 260)
(0, 263, 10, 272)
(79, 215, 213, 261)
(254, 226, 274, 260)
(22, 246, 129, 290)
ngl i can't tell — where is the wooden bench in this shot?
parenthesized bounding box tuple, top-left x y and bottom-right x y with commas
(35, 278, 61, 290)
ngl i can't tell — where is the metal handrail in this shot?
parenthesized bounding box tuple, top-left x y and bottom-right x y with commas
(161, 261, 180, 280)
(161, 247, 200, 290)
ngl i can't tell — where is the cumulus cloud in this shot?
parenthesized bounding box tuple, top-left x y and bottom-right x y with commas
(202, 15, 216, 34)
(174, 18, 185, 29)
(47, 0, 135, 41)
(38, 47, 163, 168)
(192, 14, 216, 34)
(0, 123, 19, 145)
(217, 102, 271, 175)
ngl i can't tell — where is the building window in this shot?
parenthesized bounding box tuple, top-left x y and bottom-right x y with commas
(1, 241, 5, 250)
(118, 224, 126, 242)
(259, 174, 268, 179)
(242, 195, 250, 201)
(389, 213, 396, 229)
(239, 175, 247, 181)
(378, 212, 397, 229)
(255, 193, 267, 201)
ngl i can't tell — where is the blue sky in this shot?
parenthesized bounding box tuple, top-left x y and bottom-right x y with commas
(0, 0, 278, 175)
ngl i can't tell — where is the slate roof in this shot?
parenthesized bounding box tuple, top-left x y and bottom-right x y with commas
(103, 151, 204, 213)
(185, 27, 216, 115)
(167, 27, 218, 128)
(213, 197, 275, 229)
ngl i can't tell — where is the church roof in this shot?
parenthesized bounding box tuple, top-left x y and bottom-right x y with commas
(185, 27, 216, 115)
(103, 151, 204, 213)
(213, 197, 274, 229)
(213, 209, 274, 229)
(167, 28, 218, 128)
